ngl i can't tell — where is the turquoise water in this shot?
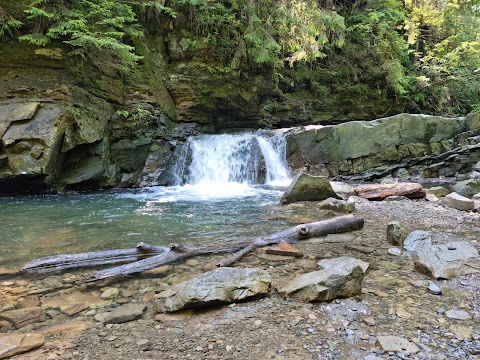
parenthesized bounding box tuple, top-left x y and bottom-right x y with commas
(0, 185, 286, 269)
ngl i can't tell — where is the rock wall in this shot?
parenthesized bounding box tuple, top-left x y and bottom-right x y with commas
(285, 113, 480, 180)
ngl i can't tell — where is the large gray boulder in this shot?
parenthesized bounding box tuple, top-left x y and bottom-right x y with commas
(278, 257, 365, 302)
(154, 267, 271, 312)
(451, 179, 480, 198)
(413, 242, 480, 279)
(442, 192, 475, 211)
(280, 173, 339, 204)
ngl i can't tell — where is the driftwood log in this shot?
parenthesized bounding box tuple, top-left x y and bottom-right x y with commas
(20, 214, 364, 283)
(354, 182, 426, 200)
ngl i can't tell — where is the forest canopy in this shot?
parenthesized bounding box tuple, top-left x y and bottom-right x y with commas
(1, 0, 479, 116)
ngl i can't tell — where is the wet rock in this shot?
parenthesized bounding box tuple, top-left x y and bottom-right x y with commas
(451, 179, 480, 198)
(442, 192, 475, 211)
(386, 221, 407, 245)
(317, 197, 354, 213)
(104, 303, 146, 324)
(375, 335, 419, 354)
(403, 230, 432, 252)
(265, 241, 303, 257)
(445, 309, 472, 320)
(278, 257, 364, 302)
(426, 186, 449, 197)
(413, 241, 480, 279)
(427, 283, 442, 295)
(280, 173, 339, 204)
(0, 306, 45, 329)
(154, 267, 272, 312)
(0, 333, 44, 359)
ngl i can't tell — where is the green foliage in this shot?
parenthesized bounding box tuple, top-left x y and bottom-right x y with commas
(18, 0, 143, 75)
(170, 0, 345, 69)
(0, 5, 23, 37)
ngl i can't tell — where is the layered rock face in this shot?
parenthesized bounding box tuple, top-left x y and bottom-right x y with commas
(285, 113, 480, 180)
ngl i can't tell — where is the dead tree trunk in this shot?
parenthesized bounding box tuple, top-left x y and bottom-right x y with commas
(20, 215, 364, 283)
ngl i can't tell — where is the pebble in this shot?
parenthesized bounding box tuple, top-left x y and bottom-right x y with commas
(387, 247, 402, 256)
(428, 283, 442, 295)
(254, 320, 262, 326)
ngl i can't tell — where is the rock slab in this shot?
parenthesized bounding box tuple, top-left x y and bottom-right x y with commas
(280, 173, 339, 204)
(0, 307, 45, 329)
(376, 335, 419, 354)
(278, 257, 365, 302)
(413, 241, 480, 279)
(0, 333, 44, 359)
(354, 182, 426, 200)
(154, 267, 272, 312)
(266, 241, 303, 257)
(403, 230, 432, 253)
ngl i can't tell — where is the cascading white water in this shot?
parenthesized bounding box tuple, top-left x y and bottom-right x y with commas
(174, 132, 291, 192)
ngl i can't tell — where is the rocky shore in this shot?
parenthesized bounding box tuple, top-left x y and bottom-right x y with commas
(1, 186, 479, 360)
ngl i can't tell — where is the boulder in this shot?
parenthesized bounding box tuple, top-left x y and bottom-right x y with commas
(451, 179, 480, 198)
(412, 241, 480, 279)
(442, 192, 475, 211)
(386, 221, 408, 246)
(317, 197, 355, 213)
(104, 303, 146, 324)
(154, 267, 271, 312)
(0, 307, 45, 329)
(280, 173, 339, 204)
(426, 186, 449, 197)
(403, 230, 432, 253)
(0, 333, 44, 359)
(354, 182, 425, 200)
(278, 257, 365, 302)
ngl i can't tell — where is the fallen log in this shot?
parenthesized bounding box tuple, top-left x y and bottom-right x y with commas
(20, 215, 364, 283)
(354, 182, 426, 200)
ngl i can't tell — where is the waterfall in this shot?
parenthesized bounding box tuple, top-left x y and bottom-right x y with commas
(174, 132, 291, 188)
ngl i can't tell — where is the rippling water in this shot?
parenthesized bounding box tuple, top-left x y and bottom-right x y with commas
(0, 184, 287, 269)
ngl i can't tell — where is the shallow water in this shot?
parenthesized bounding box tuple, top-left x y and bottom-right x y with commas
(0, 184, 287, 269)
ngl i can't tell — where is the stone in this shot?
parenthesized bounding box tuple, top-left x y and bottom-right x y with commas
(354, 182, 426, 200)
(376, 335, 419, 354)
(426, 186, 449, 197)
(104, 303, 146, 324)
(101, 288, 120, 300)
(0, 333, 44, 359)
(445, 309, 472, 320)
(317, 197, 354, 213)
(279, 257, 365, 302)
(442, 192, 475, 211)
(0, 102, 40, 138)
(318, 256, 369, 273)
(473, 192, 480, 200)
(280, 173, 339, 204)
(347, 195, 370, 204)
(425, 193, 440, 202)
(0, 307, 45, 329)
(257, 253, 295, 261)
(403, 230, 432, 253)
(413, 241, 480, 279)
(265, 241, 303, 257)
(154, 267, 272, 312)
(344, 243, 375, 254)
(388, 247, 402, 256)
(386, 221, 408, 245)
(451, 179, 480, 198)
(427, 283, 442, 295)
